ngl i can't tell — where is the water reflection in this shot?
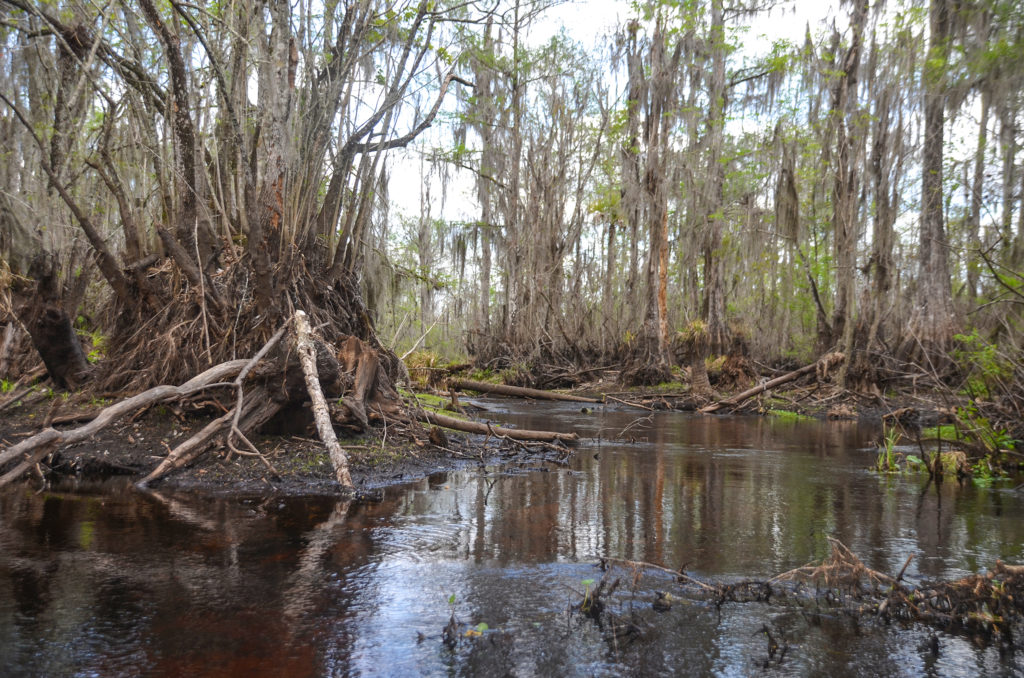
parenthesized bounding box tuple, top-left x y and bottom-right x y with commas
(1, 402, 1022, 676)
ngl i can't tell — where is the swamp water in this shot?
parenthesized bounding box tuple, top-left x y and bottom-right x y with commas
(2, 400, 1023, 677)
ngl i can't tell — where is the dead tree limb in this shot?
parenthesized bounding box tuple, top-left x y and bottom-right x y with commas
(294, 310, 354, 491)
(418, 409, 579, 443)
(138, 407, 239, 487)
(449, 378, 600, 403)
(138, 326, 291, 487)
(700, 354, 843, 414)
(0, 359, 248, 488)
(227, 324, 288, 457)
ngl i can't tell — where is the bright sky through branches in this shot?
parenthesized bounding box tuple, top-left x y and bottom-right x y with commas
(390, 0, 842, 223)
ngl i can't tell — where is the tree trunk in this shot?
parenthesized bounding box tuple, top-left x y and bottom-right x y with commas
(702, 0, 730, 355)
(967, 91, 989, 300)
(16, 255, 88, 390)
(903, 0, 956, 361)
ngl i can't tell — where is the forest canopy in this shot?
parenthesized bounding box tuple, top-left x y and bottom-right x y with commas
(0, 0, 1022, 396)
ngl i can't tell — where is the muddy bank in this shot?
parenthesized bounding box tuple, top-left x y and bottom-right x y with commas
(0, 400, 571, 496)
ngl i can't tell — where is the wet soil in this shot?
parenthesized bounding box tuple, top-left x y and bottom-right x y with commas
(0, 399, 567, 496)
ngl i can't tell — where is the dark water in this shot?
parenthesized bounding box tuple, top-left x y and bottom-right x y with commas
(2, 401, 1023, 677)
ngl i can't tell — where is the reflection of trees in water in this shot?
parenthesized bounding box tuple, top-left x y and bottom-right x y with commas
(4, 415, 1024, 675)
(0, 488, 395, 676)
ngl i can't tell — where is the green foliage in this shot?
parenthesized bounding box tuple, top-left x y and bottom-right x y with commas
(76, 317, 108, 365)
(953, 330, 1012, 399)
(874, 426, 902, 474)
(956, 404, 1016, 455)
(767, 409, 812, 421)
(0, 379, 12, 394)
(920, 424, 957, 440)
(466, 368, 501, 384)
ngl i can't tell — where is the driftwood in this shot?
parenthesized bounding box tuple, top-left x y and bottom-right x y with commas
(700, 353, 843, 414)
(418, 409, 579, 443)
(449, 378, 600, 403)
(0, 359, 249, 489)
(137, 384, 281, 487)
(294, 310, 353, 490)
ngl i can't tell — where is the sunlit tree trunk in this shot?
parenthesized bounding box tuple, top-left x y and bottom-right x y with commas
(967, 90, 990, 300)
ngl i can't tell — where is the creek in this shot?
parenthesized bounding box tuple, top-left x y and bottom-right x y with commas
(2, 400, 1023, 676)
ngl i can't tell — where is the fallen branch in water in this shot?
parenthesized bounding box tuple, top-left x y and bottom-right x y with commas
(449, 378, 600, 404)
(417, 409, 579, 443)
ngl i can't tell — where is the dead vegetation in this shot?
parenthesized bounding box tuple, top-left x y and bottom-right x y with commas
(574, 539, 1024, 651)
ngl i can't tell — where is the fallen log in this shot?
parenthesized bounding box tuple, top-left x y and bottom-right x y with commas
(700, 353, 843, 414)
(294, 310, 354, 490)
(449, 378, 599, 404)
(418, 409, 579, 443)
(0, 359, 249, 489)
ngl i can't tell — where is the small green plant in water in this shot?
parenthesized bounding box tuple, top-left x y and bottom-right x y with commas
(874, 426, 901, 473)
(970, 457, 1007, 488)
(581, 578, 595, 612)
